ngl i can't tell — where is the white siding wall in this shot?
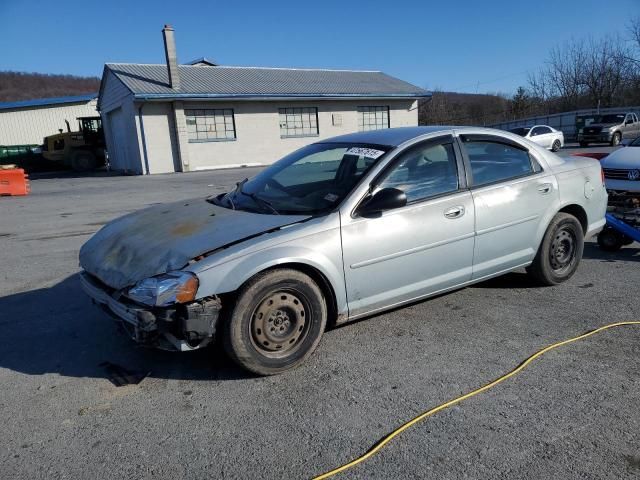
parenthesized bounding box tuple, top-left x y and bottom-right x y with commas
(183, 99, 417, 171)
(0, 99, 97, 145)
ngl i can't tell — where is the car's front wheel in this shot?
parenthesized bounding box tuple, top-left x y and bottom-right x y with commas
(223, 268, 327, 375)
(611, 132, 621, 146)
(527, 213, 584, 285)
(551, 139, 561, 152)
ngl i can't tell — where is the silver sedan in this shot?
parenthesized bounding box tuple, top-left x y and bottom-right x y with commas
(80, 126, 607, 375)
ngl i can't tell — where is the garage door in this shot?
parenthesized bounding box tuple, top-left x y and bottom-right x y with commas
(107, 107, 130, 171)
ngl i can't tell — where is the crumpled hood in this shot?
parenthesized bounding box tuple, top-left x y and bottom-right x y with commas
(79, 198, 309, 290)
(601, 147, 640, 169)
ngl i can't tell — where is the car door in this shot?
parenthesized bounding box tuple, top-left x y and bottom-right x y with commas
(340, 135, 475, 317)
(458, 134, 559, 279)
(623, 114, 634, 139)
(529, 126, 548, 148)
(630, 114, 640, 139)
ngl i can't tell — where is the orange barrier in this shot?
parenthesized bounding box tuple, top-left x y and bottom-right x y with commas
(0, 168, 30, 196)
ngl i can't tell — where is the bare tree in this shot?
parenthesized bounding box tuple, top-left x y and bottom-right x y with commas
(629, 16, 640, 51)
(545, 40, 587, 110)
(581, 35, 633, 108)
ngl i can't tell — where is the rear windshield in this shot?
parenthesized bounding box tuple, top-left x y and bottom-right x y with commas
(509, 127, 530, 137)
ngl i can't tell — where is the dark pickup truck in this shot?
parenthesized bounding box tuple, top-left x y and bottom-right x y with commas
(578, 112, 640, 147)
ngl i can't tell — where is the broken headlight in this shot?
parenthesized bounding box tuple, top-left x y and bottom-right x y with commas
(127, 271, 199, 307)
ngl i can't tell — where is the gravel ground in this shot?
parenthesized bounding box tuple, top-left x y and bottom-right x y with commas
(1, 162, 639, 480)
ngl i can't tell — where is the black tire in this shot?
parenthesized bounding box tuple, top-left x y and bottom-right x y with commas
(597, 227, 624, 252)
(527, 213, 584, 286)
(551, 139, 561, 152)
(580, 141, 589, 147)
(223, 269, 327, 375)
(611, 132, 621, 147)
(70, 150, 97, 171)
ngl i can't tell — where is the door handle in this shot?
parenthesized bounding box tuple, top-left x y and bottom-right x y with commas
(444, 206, 465, 219)
(537, 183, 553, 194)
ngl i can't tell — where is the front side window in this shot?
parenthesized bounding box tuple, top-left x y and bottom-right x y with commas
(211, 143, 389, 214)
(185, 109, 236, 142)
(463, 140, 536, 187)
(378, 141, 459, 203)
(278, 107, 318, 138)
(358, 106, 389, 131)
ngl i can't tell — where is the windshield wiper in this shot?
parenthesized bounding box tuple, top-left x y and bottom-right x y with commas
(234, 178, 280, 215)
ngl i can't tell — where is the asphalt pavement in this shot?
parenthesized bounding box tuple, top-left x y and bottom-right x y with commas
(1, 160, 639, 479)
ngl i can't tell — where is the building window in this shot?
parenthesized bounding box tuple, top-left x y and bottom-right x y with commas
(185, 109, 236, 142)
(279, 107, 319, 138)
(358, 106, 389, 131)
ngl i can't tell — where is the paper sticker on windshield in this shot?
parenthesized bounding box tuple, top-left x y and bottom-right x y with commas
(324, 193, 339, 202)
(346, 147, 385, 159)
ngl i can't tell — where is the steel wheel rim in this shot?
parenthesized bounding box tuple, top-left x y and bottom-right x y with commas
(550, 226, 577, 273)
(250, 289, 310, 357)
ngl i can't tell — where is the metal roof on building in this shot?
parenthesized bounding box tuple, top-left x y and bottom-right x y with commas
(0, 94, 97, 111)
(104, 63, 430, 100)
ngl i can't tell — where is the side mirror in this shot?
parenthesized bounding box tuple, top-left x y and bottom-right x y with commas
(357, 188, 407, 216)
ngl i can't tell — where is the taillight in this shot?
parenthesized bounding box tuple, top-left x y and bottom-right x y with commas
(600, 167, 605, 185)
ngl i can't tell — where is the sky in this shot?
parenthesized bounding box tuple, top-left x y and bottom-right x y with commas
(0, 0, 638, 95)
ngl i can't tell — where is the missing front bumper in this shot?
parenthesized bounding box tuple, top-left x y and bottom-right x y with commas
(80, 272, 221, 351)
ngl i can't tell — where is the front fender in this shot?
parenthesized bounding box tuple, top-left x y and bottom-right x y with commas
(189, 234, 347, 316)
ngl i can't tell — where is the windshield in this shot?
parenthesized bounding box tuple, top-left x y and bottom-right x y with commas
(597, 114, 625, 124)
(509, 127, 530, 137)
(630, 137, 640, 146)
(210, 142, 390, 215)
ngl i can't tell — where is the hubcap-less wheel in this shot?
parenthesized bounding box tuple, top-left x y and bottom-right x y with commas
(250, 290, 309, 357)
(549, 227, 576, 274)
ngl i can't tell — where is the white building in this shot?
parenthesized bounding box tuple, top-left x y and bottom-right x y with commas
(0, 95, 98, 146)
(97, 26, 430, 175)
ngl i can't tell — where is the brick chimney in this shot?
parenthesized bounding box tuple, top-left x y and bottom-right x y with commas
(162, 24, 180, 89)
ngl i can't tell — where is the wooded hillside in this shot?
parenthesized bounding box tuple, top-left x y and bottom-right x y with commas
(0, 71, 100, 102)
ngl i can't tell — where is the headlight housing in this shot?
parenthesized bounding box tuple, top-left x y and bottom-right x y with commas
(127, 271, 199, 307)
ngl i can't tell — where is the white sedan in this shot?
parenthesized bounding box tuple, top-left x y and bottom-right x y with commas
(509, 125, 565, 152)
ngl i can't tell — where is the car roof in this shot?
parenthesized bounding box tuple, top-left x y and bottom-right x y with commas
(316, 126, 456, 147)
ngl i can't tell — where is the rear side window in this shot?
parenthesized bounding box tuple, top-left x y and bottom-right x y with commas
(464, 141, 536, 187)
(378, 141, 459, 202)
(531, 126, 551, 136)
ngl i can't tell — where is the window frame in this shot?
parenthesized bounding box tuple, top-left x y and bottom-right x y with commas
(278, 107, 319, 139)
(364, 134, 466, 208)
(457, 134, 544, 189)
(185, 108, 237, 143)
(357, 106, 390, 131)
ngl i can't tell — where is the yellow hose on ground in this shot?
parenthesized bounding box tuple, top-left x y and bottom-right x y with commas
(312, 321, 640, 480)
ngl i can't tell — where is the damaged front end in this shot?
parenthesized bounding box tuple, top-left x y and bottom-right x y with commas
(80, 272, 221, 351)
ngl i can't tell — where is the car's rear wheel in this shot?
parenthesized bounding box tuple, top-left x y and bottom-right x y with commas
(527, 213, 584, 285)
(551, 139, 561, 152)
(223, 268, 327, 375)
(611, 132, 621, 146)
